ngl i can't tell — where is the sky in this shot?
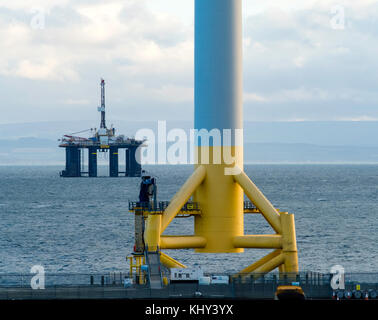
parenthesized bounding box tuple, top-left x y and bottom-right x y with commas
(1, 0, 378, 125)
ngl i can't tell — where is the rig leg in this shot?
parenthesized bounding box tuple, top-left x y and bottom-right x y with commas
(88, 147, 97, 177)
(109, 147, 119, 177)
(62, 147, 81, 177)
(126, 147, 142, 177)
(125, 149, 130, 177)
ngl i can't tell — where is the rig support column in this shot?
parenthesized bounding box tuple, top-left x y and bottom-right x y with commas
(134, 147, 142, 176)
(126, 149, 130, 177)
(126, 147, 142, 177)
(88, 147, 97, 177)
(62, 147, 81, 177)
(109, 147, 119, 177)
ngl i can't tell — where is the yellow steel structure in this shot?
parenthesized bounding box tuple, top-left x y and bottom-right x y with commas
(141, 0, 299, 280)
(127, 254, 145, 285)
(142, 146, 299, 278)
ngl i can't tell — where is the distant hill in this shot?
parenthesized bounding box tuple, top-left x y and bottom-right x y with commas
(1, 120, 378, 146)
(0, 121, 377, 165)
(244, 143, 378, 164)
(0, 140, 377, 165)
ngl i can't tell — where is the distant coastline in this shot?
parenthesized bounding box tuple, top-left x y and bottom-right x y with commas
(1, 163, 378, 167)
(1, 121, 378, 165)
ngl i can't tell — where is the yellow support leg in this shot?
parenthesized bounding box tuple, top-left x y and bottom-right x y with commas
(252, 252, 285, 275)
(160, 252, 187, 269)
(144, 214, 161, 252)
(140, 161, 299, 279)
(161, 165, 206, 233)
(233, 169, 282, 234)
(279, 264, 286, 280)
(237, 249, 282, 275)
(281, 212, 299, 275)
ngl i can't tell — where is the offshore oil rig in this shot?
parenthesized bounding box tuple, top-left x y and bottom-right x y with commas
(59, 79, 144, 178)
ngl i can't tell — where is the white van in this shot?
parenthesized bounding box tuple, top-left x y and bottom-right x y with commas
(170, 267, 204, 283)
(211, 275, 229, 284)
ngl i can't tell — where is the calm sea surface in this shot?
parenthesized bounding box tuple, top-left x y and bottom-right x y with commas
(0, 165, 377, 274)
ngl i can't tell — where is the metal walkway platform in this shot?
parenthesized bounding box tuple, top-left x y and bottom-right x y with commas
(129, 201, 271, 217)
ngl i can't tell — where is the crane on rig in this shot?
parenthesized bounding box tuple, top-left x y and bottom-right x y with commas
(59, 79, 115, 147)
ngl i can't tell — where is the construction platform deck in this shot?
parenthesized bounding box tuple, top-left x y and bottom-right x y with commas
(129, 201, 273, 217)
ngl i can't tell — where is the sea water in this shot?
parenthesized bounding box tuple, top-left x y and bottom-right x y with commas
(0, 165, 377, 275)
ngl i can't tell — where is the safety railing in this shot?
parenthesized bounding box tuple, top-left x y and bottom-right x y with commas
(128, 201, 201, 213)
(0, 272, 129, 288)
(0, 272, 377, 300)
(129, 201, 262, 213)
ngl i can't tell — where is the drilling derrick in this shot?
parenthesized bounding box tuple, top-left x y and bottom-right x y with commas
(99, 79, 106, 129)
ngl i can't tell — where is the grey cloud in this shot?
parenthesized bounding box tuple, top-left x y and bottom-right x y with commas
(1, 1, 378, 124)
(243, 3, 378, 121)
(118, 1, 190, 47)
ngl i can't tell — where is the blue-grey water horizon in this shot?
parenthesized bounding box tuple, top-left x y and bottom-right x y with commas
(0, 165, 377, 275)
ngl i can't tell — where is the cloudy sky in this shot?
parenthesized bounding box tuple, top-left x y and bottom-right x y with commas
(1, 0, 378, 125)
